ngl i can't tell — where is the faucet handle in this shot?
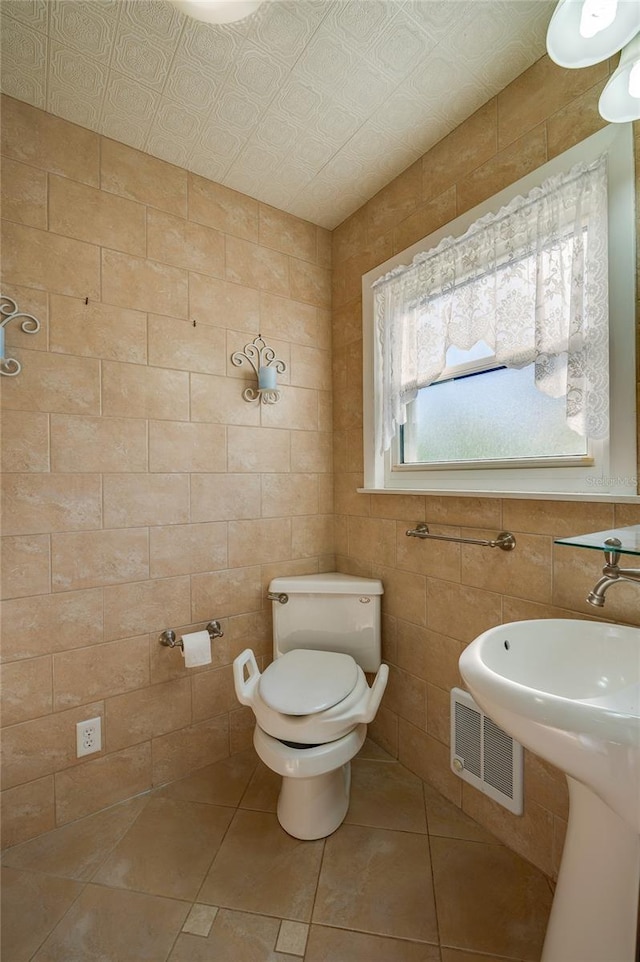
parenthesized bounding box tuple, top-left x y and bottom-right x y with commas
(604, 537, 622, 566)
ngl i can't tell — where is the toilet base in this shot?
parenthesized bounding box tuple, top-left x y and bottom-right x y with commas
(278, 763, 351, 840)
(253, 723, 367, 840)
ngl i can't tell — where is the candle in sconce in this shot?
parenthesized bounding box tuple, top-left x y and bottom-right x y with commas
(258, 365, 277, 390)
(0, 325, 5, 362)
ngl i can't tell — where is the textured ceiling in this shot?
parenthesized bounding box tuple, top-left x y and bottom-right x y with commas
(0, 0, 554, 229)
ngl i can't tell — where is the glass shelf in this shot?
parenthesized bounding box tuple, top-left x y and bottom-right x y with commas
(555, 525, 640, 557)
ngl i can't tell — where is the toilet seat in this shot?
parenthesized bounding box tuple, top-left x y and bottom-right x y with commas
(234, 648, 389, 745)
(259, 649, 359, 715)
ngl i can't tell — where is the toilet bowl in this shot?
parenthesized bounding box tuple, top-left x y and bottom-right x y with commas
(232, 572, 387, 840)
(253, 725, 367, 840)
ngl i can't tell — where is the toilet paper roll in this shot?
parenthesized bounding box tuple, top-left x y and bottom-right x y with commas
(180, 630, 212, 668)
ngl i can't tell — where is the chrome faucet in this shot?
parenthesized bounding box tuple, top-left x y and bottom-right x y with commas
(586, 538, 640, 607)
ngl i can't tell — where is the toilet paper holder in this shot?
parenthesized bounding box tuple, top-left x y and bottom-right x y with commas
(159, 621, 224, 650)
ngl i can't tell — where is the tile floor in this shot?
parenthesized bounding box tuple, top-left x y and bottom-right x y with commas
(1, 740, 553, 962)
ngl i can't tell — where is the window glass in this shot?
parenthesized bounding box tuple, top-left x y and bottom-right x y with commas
(402, 363, 588, 465)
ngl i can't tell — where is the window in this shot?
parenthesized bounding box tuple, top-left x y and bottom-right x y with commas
(362, 124, 637, 499)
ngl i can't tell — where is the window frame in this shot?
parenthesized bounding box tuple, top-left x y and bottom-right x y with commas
(361, 123, 638, 501)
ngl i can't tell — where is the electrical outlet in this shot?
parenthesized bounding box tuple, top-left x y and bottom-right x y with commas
(76, 716, 102, 757)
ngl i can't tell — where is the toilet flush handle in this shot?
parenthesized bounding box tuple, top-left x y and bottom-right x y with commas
(354, 663, 390, 725)
(267, 591, 288, 604)
(233, 648, 261, 707)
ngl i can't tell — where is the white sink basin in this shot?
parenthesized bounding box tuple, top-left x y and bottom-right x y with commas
(459, 618, 640, 962)
(459, 618, 640, 829)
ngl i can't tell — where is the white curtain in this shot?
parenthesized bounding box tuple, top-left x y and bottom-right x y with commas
(373, 155, 609, 455)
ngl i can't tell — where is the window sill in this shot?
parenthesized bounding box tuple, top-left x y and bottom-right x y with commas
(357, 487, 640, 503)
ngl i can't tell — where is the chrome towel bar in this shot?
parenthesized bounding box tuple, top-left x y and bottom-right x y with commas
(406, 522, 516, 551)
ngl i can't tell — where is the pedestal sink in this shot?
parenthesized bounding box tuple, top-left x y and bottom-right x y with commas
(459, 619, 640, 962)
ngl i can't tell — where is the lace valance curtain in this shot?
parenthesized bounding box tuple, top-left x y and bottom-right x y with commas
(373, 156, 609, 455)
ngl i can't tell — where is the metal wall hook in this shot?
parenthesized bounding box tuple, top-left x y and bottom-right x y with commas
(406, 522, 516, 551)
(159, 620, 224, 650)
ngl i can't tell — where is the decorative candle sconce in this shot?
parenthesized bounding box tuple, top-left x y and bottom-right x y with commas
(231, 334, 286, 404)
(0, 294, 42, 376)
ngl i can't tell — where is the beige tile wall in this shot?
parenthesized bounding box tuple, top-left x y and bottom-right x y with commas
(0, 95, 333, 847)
(1, 52, 638, 878)
(331, 57, 640, 878)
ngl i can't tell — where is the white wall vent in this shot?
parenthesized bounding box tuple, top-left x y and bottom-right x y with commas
(450, 687, 523, 815)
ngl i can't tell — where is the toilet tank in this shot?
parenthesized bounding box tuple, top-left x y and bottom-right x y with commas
(269, 572, 383, 672)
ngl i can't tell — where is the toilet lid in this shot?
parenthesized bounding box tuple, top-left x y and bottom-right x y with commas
(258, 649, 359, 716)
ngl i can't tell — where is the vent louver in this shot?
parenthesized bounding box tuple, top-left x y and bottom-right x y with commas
(450, 687, 523, 815)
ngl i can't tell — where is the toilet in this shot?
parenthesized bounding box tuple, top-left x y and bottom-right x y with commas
(233, 572, 388, 840)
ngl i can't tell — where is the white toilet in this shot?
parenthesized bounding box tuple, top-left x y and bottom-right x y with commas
(233, 572, 388, 840)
